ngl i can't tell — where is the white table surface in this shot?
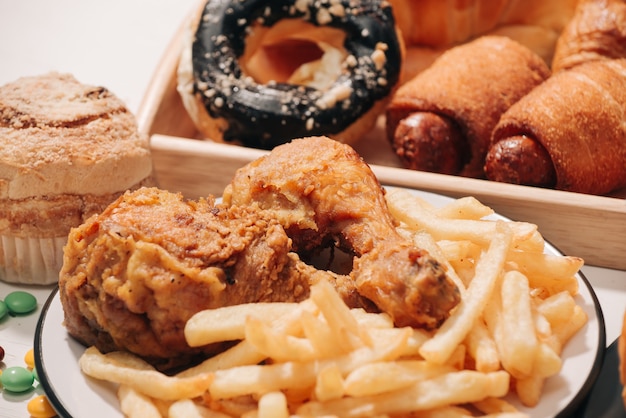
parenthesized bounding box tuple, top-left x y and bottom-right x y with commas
(1, 1, 625, 417)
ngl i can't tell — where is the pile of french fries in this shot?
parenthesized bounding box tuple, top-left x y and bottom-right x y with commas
(78, 188, 588, 417)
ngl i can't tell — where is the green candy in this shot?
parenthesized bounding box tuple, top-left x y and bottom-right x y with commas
(1, 366, 35, 392)
(0, 300, 7, 319)
(4, 291, 37, 315)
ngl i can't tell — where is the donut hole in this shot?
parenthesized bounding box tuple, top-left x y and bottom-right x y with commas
(240, 19, 348, 90)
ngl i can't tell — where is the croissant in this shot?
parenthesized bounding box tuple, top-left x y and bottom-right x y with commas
(387, 0, 577, 80)
(552, 0, 626, 72)
(486, 58, 626, 195)
(385, 36, 550, 178)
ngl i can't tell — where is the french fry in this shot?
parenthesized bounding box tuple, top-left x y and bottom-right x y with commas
(343, 360, 454, 397)
(408, 406, 475, 418)
(176, 340, 266, 377)
(498, 271, 537, 379)
(398, 327, 433, 357)
(515, 374, 544, 407)
(472, 397, 520, 414)
(535, 290, 579, 328)
(434, 196, 495, 220)
(506, 251, 581, 296)
(244, 315, 318, 362)
(208, 356, 315, 400)
(208, 326, 411, 399)
(510, 229, 546, 254)
(419, 407, 528, 418)
(533, 291, 588, 354)
(437, 239, 483, 264)
(310, 279, 373, 350)
(446, 344, 467, 369)
(419, 223, 512, 364)
(483, 280, 505, 362)
(184, 302, 299, 346)
(529, 274, 579, 297)
(296, 370, 510, 417)
(531, 308, 553, 341)
(79, 346, 213, 400)
(257, 391, 289, 418)
(550, 304, 588, 354)
(314, 365, 344, 401)
(299, 309, 342, 359)
(206, 397, 257, 417)
(350, 308, 394, 329)
(428, 236, 481, 291)
(530, 342, 562, 378)
(118, 385, 162, 418)
(386, 188, 536, 246)
(465, 319, 500, 373)
(180, 299, 318, 376)
(169, 399, 231, 418)
(508, 251, 584, 282)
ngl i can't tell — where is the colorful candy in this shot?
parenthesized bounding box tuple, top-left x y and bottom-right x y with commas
(4, 291, 37, 314)
(24, 348, 35, 369)
(0, 297, 52, 416)
(27, 394, 57, 418)
(0, 299, 8, 319)
(0, 366, 34, 392)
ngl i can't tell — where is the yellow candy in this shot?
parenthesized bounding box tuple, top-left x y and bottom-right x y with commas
(27, 395, 57, 418)
(24, 348, 35, 369)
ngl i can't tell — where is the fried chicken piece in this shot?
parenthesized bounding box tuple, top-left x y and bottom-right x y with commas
(223, 136, 461, 329)
(59, 187, 357, 370)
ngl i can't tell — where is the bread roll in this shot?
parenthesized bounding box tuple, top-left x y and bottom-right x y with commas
(552, 0, 626, 72)
(388, 0, 577, 80)
(0, 72, 154, 284)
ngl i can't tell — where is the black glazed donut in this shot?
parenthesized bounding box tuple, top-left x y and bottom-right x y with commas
(188, 0, 403, 149)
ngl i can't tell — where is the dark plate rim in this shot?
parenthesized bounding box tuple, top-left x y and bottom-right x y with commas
(34, 285, 73, 418)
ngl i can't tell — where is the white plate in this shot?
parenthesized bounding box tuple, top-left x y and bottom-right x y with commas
(34, 189, 605, 418)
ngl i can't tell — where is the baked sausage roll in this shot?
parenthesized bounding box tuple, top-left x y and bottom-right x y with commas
(385, 36, 550, 178)
(178, 0, 403, 149)
(486, 58, 626, 195)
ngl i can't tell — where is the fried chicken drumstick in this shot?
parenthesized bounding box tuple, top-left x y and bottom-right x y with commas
(60, 187, 361, 370)
(223, 136, 460, 329)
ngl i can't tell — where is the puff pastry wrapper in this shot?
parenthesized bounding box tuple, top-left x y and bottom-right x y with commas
(491, 58, 626, 195)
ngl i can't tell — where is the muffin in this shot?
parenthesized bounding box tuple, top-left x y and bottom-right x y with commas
(0, 72, 154, 285)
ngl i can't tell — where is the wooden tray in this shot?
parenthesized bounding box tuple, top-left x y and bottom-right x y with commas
(137, 13, 626, 271)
